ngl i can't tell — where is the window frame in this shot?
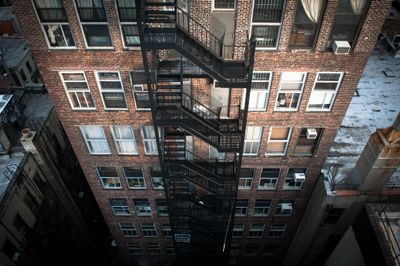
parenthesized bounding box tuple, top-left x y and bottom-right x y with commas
(307, 72, 344, 112)
(238, 168, 254, 190)
(109, 198, 130, 216)
(80, 125, 111, 155)
(232, 224, 244, 238)
(283, 168, 307, 190)
(59, 71, 96, 110)
(127, 243, 143, 254)
(95, 71, 127, 110)
(156, 199, 169, 217)
(74, 0, 113, 49)
(147, 243, 161, 255)
(248, 224, 265, 238)
(141, 223, 157, 237)
(265, 127, 292, 156)
(253, 199, 271, 216)
(133, 199, 152, 216)
(130, 71, 151, 111)
(96, 166, 121, 189)
(115, 0, 140, 48)
(235, 199, 248, 217)
(244, 71, 272, 111)
(119, 222, 137, 237)
(268, 224, 287, 238)
(274, 72, 307, 111)
(124, 167, 146, 189)
(243, 126, 263, 156)
(212, 0, 236, 11)
(161, 224, 172, 237)
(150, 166, 164, 189)
(32, 0, 76, 49)
(141, 125, 158, 155)
(258, 168, 280, 190)
(110, 125, 138, 155)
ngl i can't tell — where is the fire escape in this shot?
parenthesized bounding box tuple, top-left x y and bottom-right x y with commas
(135, 0, 255, 264)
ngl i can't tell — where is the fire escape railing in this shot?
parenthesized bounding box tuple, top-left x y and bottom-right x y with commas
(135, 0, 256, 264)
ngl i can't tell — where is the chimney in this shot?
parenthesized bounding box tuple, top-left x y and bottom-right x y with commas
(350, 114, 400, 191)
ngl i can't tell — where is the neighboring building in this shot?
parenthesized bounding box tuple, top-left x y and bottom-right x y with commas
(11, 0, 392, 265)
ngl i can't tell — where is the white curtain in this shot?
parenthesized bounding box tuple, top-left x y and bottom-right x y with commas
(47, 25, 59, 44)
(301, 0, 324, 23)
(350, 0, 367, 15)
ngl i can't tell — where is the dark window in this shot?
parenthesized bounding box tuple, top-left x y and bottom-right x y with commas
(294, 128, 323, 156)
(121, 25, 140, 46)
(214, 0, 235, 9)
(289, 0, 326, 48)
(235, 199, 248, 216)
(34, 0, 67, 22)
(245, 244, 259, 256)
(75, 0, 107, 22)
(116, 0, 136, 21)
(83, 25, 112, 47)
(156, 199, 168, 216)
(324, 208, 345, 224)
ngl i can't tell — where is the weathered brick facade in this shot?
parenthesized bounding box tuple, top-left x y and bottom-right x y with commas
(12, 0, 391, 265)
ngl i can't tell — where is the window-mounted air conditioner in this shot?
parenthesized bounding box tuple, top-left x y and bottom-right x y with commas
(279, 99, 286, 106)
(280, 203, 293, 212)
(306, 128, 318, 139)
(332, 41, 351, 54)
(294, 172, 306, 182)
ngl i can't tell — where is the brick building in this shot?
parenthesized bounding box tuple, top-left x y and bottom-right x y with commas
(11, 0, 391, 265)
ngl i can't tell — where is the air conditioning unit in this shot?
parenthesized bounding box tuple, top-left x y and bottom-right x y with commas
(332, 41, 351, 54)
(306, 128, 318, 139)
(279, 99, 286, 106)
(280, 203, 293, 212)
(294, 172, 306, 182)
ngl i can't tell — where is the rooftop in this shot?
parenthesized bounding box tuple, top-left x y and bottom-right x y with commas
(0, 37, 29, 69)
(324, 42, 400, 186)
(0, 151, 25, 203)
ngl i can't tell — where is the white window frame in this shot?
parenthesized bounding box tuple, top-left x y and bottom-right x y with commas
(283, 168, 307, 190)
(95, 71, 127, 110)
(141, 223, 157, 237)
(119, 223, 137, 237)
(150, 166, 164, 189)
(235, 199, 248, 217)
(74, 0, 113, 49)
(212, 0, 236, 11)
(243, 126, 262, 156)
(238, 168, 254, 190)
(232, 224, 244, 238)
(250, 0, 286, 50)
(96, 166, 121, 189)
(243, 71, 272, 111)
(275, 72, 307, 111)
(258, 168, 280, 190)
(80, 125, 111, 155)
(110, 125, 138, 155)
(109, 198, 130, 216)
(59, 71, 96, 110)
(307, 72, 344, 112)
(115, 0, 140, 49)
(265, 127, 292, 156)
(124, 168, 146, 189)
(32, 0, 76, 49)
(268, 224, 287, 238)
(133, 199, 152, 216)
(141, 126, 158, 155)
(253, 199, 271, 216)
(249, 224, 265, 238)
(132, 84, 151, 111)
(156, 199, 169, 217)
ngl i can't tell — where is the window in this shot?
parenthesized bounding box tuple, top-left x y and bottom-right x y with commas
(238, 168, 254, 189)
(80, 126, 110, 154)
(328, 0, 369, 48)
(150, 166, 164, 189)
(97, 167, 121, 189)
(60, 72, 95, 110)
(75, 0, 112, 47)
(13, 214, 30, 238)
(119, 223, 137, 237)
(263, 244, 278, 256)
(245, 244, 259, 256)
(166, 244, 175, 255)
(141, 223, 157, 237)
(127, 243, 143, 254)
(233, 224, 244, 238)
(259, 168, 279, 190)
(249, 224, 265, 238)
(253, 199, 271, 216)
(213, 0, 235, 10)
(230, 244, 240, 256)
(116, 0, 140, 47)
(141, 126, 158, 155)
(147, 243, 161, 255)
(275, 72, 306, 111)
(156, 199, 169, 216)
(324, 208, 345, 224)
(265, 127, 291, 156)
(268, 224, 286, 238)
(246, 72, 271, 111)
(124, 168, 145, 189)
(294, 128, 323, 156)
(252, 0, 286, 48)
(161, 224, 172, 237)
(111, 126, 138, 154)
(307, 73, 343, 111)
(283, 168, 307, 190)
(130, 71, 150, 110)
(276, 200, 294, 216)
(289, 0, 326, 48)
(243, 126, 262, 156)
(133, 199, 152, 216)
(96, 72, 127, 109)
(235, 199, 248, 216)
(33, 0, 76, 48)
(109, 198, 130, 216)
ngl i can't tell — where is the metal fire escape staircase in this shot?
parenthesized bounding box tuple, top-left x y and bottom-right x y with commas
(135, 0, 256, 264)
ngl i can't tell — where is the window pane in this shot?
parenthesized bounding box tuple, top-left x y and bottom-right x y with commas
(117, 0, 136, 21)
(76, 0, 107, 22)
(253, 0, 285, 22)
(34, 0, 67, 22)
(83, 25, 112, 46)
(253, 25, 279, 47)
